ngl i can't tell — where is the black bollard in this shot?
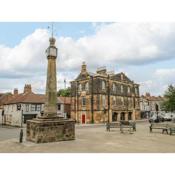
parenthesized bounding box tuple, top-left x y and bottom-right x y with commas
(19, 129, 23, 143)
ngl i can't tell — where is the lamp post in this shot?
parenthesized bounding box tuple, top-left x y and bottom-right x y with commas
(107, 75, 110, 123)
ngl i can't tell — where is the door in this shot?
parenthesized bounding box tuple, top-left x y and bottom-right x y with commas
(112, 112, 118, 122)
(120, 112, 125, 121)
(82, 114, 85, 124)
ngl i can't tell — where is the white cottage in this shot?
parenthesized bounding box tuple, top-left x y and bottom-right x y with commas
(3, 84, 68, 127)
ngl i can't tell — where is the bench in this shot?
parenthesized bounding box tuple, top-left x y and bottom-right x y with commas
(106, 122, 120, 131)
(167, 124, 175, 135)
(120, 121, 136, 133)
(106, 121, 136, 133)
(149, 123, 168, 134)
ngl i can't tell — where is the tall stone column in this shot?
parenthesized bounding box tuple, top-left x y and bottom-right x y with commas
(44, 37, 57, 118)
(26, 36, 75, 143)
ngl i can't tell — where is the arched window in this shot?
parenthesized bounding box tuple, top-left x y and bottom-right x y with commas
(85, 82, 89, 91)
(79, 84, 82, 91)
(102, 81, 106, 90)
(128, 86, 131, 93)
(112, 83, 116, 92)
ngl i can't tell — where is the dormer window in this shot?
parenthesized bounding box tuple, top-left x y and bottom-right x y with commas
(102, 81, 106, 90)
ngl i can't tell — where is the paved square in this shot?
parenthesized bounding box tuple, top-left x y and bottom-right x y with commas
(0, 122, 175, 153)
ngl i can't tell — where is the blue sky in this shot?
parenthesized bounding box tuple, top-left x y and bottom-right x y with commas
(0, 22, 95, 47)
(0, 22, 175, 96)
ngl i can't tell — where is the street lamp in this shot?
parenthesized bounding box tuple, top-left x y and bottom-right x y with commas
(107, 75, 110, 123)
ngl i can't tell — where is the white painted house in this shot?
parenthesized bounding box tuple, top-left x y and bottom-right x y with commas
(3, 85, 69, 127)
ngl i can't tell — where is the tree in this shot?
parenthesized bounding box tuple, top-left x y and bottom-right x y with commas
(57, 87, 71, 97)
(161, 85, 175, 112)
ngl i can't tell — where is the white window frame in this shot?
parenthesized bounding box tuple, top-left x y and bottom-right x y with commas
(26, 104, 29, 112)
(102, 81, 106, 90)
(85, 82, 89, 91)
(121, 85, 123, 93)
(82, 97, 86, 106)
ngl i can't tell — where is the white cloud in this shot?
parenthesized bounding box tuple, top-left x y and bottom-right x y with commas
(1, 23, 175, 94)
(140, 68, 175, 96)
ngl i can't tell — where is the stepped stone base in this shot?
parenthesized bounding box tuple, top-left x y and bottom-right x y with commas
(26, 117, 75, 143)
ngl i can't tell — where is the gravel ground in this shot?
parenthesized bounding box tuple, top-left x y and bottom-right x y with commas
(0, 122, 175, 153)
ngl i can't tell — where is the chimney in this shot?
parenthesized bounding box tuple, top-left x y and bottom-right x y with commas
(145, 92, 150, 97)
(121, 72, 124, 81)
(24, 84, 32, 93)
(96, 66, 107, 75)
(81, 62, 87, 73)
(14, 88, 18, 96)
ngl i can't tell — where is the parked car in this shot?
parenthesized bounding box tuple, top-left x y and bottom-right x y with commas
(149, 114, 164, 123)
(163, 113, 172, 121)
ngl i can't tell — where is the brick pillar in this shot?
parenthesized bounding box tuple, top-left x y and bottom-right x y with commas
(118, 112, 121, 121)
(109, 109, 112, 123)
(132, 109, 136, 121)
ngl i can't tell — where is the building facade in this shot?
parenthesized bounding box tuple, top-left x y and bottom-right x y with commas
(140, 93, 165, 118)
(70, 62, 140, 124)
(2, 84, 71, 127)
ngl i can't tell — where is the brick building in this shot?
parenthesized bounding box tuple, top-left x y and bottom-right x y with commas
(70, 62, 140, 124)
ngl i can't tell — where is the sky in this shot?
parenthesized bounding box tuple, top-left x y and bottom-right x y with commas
(0, 22, 175, 96)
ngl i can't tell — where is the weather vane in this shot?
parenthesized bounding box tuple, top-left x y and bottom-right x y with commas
(48, 22, 57, 38)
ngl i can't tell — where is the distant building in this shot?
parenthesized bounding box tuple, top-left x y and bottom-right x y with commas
(70, 62, 140, 124)
(0, 92, 13, 125)
(140, 93, 165, 118)
(2, 84, 71, 127)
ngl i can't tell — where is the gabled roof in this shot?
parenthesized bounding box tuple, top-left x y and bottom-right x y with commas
(0, 93, 13, 106)
(75, 72, 90, 81)
(111, 73, 133, 83)
(4, 92, 70, 105)
(4, 92, 45, 104)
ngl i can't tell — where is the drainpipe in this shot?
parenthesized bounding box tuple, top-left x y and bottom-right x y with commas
(107, 75, 110, 123)
(91, 76, 94, 123)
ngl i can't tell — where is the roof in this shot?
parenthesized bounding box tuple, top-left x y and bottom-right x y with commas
(141, 94, 165, 101)
(4, 92, 70, 105)
(0, 93, 13, 106)
(5, 92, 45, 104)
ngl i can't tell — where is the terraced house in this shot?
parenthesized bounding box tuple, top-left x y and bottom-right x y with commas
(70, 62, 140, 124)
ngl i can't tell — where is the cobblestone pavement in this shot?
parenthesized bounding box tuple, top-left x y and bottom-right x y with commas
(0, 122, 175, 153)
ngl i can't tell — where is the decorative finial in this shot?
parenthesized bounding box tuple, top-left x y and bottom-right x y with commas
(47, 22, 57, 46)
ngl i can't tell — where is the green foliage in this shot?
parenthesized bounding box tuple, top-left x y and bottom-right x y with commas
(57, 87, 71, 97)
(161, 85, 175, 112)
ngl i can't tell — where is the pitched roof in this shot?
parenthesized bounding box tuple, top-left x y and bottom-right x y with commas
(4, 92, 45, 104)
(0, 93, 13, 106)
(141, 94, 165, 101)
(4, 92, 70, 105)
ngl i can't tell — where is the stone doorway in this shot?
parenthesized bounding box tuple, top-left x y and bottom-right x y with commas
(112, 112, 118, 122)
